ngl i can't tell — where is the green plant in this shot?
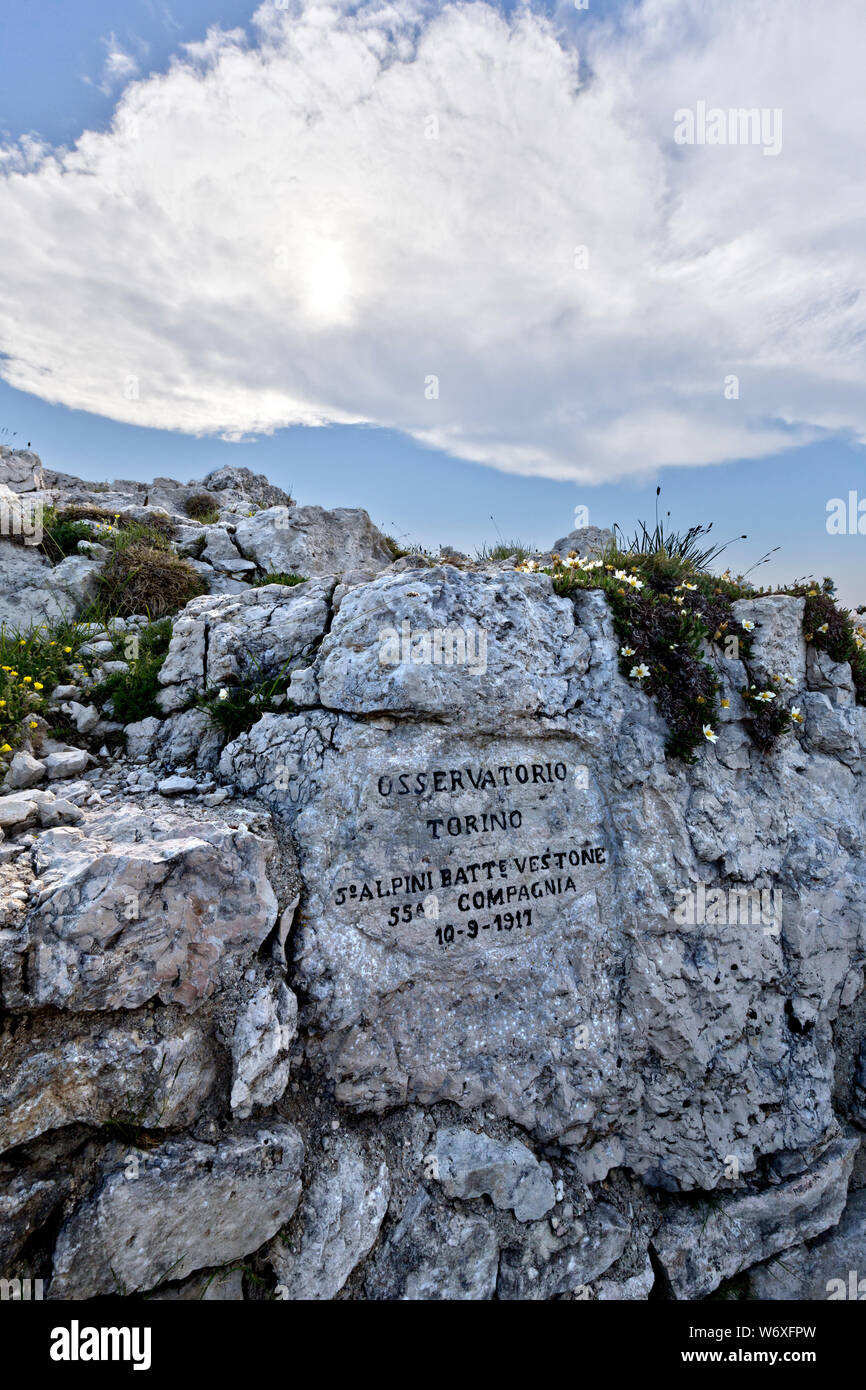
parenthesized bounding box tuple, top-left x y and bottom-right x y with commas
(54, 504, 175, 541)
(0, 617, 90, 751)
(800, 580, 866, 704)
(183, 491, 221, 524)
(475, 539, 536, 563)
(97, 537, 206, 618)
(92, 619, 173, 722)
(37, 506, 96, 562)
(251, 572, 307, 588)
(383, 535, 411, 561)
(197, 653, 298, 738)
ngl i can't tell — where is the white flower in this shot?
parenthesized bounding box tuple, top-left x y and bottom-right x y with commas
(741, 619, 755, 632)
(620, 646, 636, 657)
(626, 575, 644, 590)
(683, 582, 698, 591)
(217, 688, 229, 701)
(702, 724, 718, 743)
(630, 663, 650, 680)
(791, 706, 804, 724)
(755, 690, 776, 702)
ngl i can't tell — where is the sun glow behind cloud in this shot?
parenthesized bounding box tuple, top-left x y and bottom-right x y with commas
(0, 0, 863, 482)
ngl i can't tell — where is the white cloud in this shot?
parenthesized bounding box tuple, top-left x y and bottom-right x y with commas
(97, 33, 145, 95)
(0, 0, 863, 482)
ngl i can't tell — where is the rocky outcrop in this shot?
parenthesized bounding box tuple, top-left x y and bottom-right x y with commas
(49, 1123, 304, 1298)
(0, 806, 278, 1011)
(1, 460, 865, 1303)
(233, 505, 392, 578)
(0, 448, 44, 492)
(652, 1133, 859, 1298)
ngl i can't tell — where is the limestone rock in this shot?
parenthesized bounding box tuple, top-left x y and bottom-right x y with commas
(366, 1189, 498, 1300)
(652, 1133, 859, 1299)
(0, 1013, 217, 1153)
(732, 594, 807, 690)
(203, 466, 292, 510)
(0, 792, 40, 831)
(315, 566, 590, 729)
(230, 983, 297, 1118)
(550, 525, 614, 559)
(233, 504, 392, 577)
(498, 1199, 630, 1300)
(433, 1126, 555, 1222)
(157, 578, 335, 713)
(0, 447, 44, 492)
(4, 751, 46, 790)
(269, 1136, 390, 1300)
(200, 526, 257, 574)
(49, 1123, 304, 1298)
(0, 1134, 84, 1270)
(746, 1187, 866, 1299)
(148, 1266, 245, 1301)
(157, 774, 197, 797)
(44, 749, 90, 779)
(1, 807, 278, 1011)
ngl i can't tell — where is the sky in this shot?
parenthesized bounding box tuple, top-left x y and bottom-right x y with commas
(0, 0, 864, 602)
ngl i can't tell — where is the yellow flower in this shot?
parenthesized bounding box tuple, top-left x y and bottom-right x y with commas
(49, 640, 56, 646)
(22, 676, 32, 683)
(29, 720, 38, 729)
(18, 639, 26, 646)
(34, 682, 43, 691)
(0, 743, 11, 753)
(0, 700, 5, 707)
(721, 698, 730, 709)
(63, 646, 72, 653)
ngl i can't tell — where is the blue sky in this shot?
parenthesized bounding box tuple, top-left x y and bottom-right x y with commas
(1, 0, 864, 602)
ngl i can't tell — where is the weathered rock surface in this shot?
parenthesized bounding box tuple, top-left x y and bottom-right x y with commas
(433, 1126, 556, 1222)
(365, 1189, 499, 1300)
(2, 459, 866, 1303)
(0, 447, 44, 492)
(315, 566, 589, 727)
(0, 808, 278, 1011)
(233, 504, 392, 578)
(746, 1187, 866, 1300)
(550, 524, 615, 558)
(220, 588, 866, 1194)
(157, 577, 335, 713)
(49, 1124, 304, 1298)
(269, 1135, 390, 1300)
(652, 1132, 859, 1298)
(0, 1011, 218, 1154)
(230, 982, 297, 1118)
(498, 1198, 630, 1300)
